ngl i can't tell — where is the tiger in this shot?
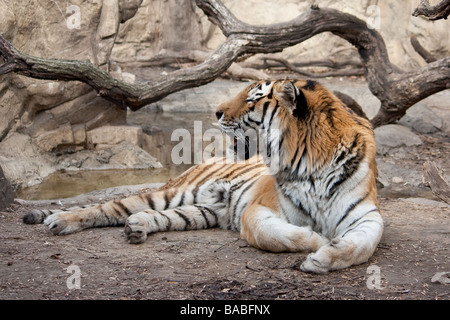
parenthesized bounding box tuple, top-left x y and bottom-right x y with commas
(23, 79, 383, 273)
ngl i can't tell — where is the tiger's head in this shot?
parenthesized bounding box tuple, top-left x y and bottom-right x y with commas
(215, 79, 375, 175)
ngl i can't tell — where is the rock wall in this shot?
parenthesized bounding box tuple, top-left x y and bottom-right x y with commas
(0, 164, 14, 210)
(0, 0, 141, 144)
(113, 0, 449, 70)
(0, 0, 162, 189)
(112, 0, 204, 63)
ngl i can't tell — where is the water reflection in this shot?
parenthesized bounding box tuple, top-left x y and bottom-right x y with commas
(17, 111, 217, 200)
(15, 166, 191, 200)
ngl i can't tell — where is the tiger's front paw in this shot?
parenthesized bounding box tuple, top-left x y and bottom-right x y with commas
(300, 253, 330, 274)
(44, 212, 83, 235)
(124, 213, 151, 244)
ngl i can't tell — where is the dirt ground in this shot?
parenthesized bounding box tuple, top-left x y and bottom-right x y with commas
(1, 129, 449, 301)
(0, 196, 448, 301)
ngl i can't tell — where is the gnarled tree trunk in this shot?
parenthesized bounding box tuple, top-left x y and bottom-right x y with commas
(0, 0, 448, 127)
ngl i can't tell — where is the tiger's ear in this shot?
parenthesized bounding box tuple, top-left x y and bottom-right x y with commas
(275, 81, 308, 119)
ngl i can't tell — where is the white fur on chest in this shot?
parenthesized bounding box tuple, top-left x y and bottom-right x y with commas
(277, 158, 373, 237)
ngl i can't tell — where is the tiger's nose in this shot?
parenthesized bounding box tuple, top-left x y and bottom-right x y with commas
(215, 111, 223, 120)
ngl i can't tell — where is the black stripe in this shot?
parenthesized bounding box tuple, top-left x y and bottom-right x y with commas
(152, 215, 160, 229)
(278, 136, 284, 151)
(114, 200, 133, 216)
(342, 208, 378, 232)
(195, 205, 218, 226)
(292, 88, 308, 120)
(283, 191, 313, 222)
(230, 176, 260, 230)
(164, 192, 170, 210)
(99, 207, 114, 226)
(200, 208, 211, 228)
(222, 163, 264, 180)
(190, 163, 215, 183)
(336, 193, 370, 228)
(200, 206, 219, 226)
(328, 143, 365, 197)
(340, 213, 379, 238)
(243, 118, 257, 129)
(290, 146, 299, 167)
(195, 206, 211, 228)
(142, 193, 155, 210)
(267, 86, 274, 99)
(246, 95, 265, 103)
(179, 192, 186, 206)
(291, 146, 306, 177)
(192, 165, 228, 202)
(159, 212, 172, 231)
(266, 129, 272, 158)
(226, 178, 251, 208)
(261, 101, 270, 123)
(268, 101, 279, 127)
(247, 115, 262, 125)
(174, 209, 191, 229)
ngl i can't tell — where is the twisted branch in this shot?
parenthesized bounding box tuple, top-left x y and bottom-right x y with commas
(1, 0, 449, 127)
(412, 0, 450, 20)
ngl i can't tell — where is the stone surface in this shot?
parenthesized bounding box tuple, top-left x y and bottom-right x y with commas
(0, 0, 141, 142)
(33, 122, 75, 152)
(0, 131, 162, 190)
(108, 143, 162, 169)
(399, 103, 444, 134)
(0, 133, 56, 189)
(0, 164, 14, 211)
(0, 0, 151, 190)
(87, 125, 144, 149)
(374, 124, 422, 155)
(112, 0, 203, 63)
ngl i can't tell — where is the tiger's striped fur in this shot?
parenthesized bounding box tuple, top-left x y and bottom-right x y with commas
(23, 79, 383, 273)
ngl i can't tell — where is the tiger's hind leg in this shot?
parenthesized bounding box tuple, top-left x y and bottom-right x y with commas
(124, 205, 219, 244)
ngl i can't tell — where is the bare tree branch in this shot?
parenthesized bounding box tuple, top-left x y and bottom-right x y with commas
(262, 57, 364, 78)
(117, 49, 269, 80)
(422, 160, 450, 205)
(412, 0, 450, 20)
(410, 35, 437, 63)
(1, 0, 449, 127)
